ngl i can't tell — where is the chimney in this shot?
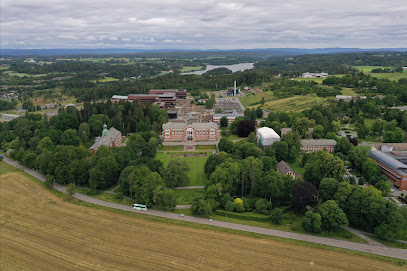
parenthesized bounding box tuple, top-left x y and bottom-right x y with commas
(234, 81, 236, 96)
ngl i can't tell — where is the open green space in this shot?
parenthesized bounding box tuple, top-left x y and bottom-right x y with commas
(0, 66, 10, 70)
(174, 189, 205, 205)
(196, 145, 216, 150)
(288, 155, 305, 174)
(0, 161, 19, 175)
(74, 186, 135, 206)
(370, 73, 407, 81)
(341, 88, 357, 96)
(364, 118, 377, 128)
(181, 66, 204, 72)
(353, 66, 387, 72)
(210, 208, 368, 244)
(159, 145, 184, 151)
(3, 71, 47, 77)
(367, 235, 407, 249)
(91, 77, 120, 83)
(156, 152, 210, 186)
(292, 75, 345, 84)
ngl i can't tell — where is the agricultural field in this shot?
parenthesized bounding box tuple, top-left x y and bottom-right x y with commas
(156, 152, 210, 186)
(353, 66, 407, 81)
(91, 77, 120, 83)
(1, 172, 404, 271)
(353, 66, 387, 72)
(2, 71, 47, 77)
(292, 74, 345, 84)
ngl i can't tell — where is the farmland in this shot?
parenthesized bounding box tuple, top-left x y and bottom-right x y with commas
(1, 171, 405, 271)
(353, 66, 407, 81)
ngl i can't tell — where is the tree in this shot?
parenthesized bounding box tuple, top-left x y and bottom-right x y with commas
(218, 137, 234, 153)
(163, 159, 190, 187)
(220, 116, 229, 127)
(374, 178, 391, 196)
(78, 123, 91, 144)
(36, 136, 54, 154)
(89, 156, 119, 190)
(319, 178, 338, 202)
(291, 181, 318, 211)
(66, 183, 76, 199)
(334, 181, 353, 209)
(334, 137, 353, 156)
(256, 107, 263, 118)
(137, 172, 165, 205)
(234, 198, 245, 212)
(61, 129, 80, 146)
(237, 120, 256, 137)
(191, 197, 212, 215)
(312, 125, 324, 139)
(362, 158, 381, 185)
(247, 132, 257, 145)
(304, 151, 345, 187)
(271, 141, 289, 162)
(302, 211, 322, 233)
(225, 201, 235, 211)
(271, 208, 283, 225)
(292, 117, 310, 139)
(254, 198, 272, 215)
(45, 174, 54, 189)
(318, 200, 348, 231)
(349, 146, 370, 172)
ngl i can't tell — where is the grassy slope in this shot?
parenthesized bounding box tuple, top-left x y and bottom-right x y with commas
(174, 189, 205, 205)
(1, 171, 405, 270)
(156, 152, 210, 186)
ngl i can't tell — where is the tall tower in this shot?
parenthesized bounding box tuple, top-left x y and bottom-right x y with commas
(102, 123, 109, 137)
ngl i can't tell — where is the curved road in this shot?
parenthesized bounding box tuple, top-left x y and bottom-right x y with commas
(2, 156, 407, 261)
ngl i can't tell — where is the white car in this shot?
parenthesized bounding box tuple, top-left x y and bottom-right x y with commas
(179, 214, 184, 217)
(207, 219, 213, 222)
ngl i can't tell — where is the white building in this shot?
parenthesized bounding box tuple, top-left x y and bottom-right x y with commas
(302, 72, 328, 78)
(256, 127, 280, 150)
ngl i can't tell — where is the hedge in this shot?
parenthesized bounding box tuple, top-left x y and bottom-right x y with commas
(215, 210, 271, 222)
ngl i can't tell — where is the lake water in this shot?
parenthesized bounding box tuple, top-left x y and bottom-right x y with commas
(181, 63, 255, 75)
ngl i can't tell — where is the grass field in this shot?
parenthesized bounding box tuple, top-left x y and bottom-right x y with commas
(0, 162, 19, 175)
(174, 189, 205, 205)
(353, 66, 387, 72)
(159, 145, 184, 151)
(288, 155, 305, 174)
(367, 235, 407, 249)
(156, 152, 210, 186)
(353, 66, 407, 81)
(181, 66, 203, 72)
(3, 71, 47, 77)
(292, 75, 345, 84)
(1, 172, 405, 270)
(195, 145, 216, 150)
(91, 77, 120, 83)
(341, 88, 357, 96)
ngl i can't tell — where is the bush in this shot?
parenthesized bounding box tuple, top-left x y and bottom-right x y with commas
(234, 198, 245, 213)
(45, 175, 54, 189)
(221, 130, 230, 137)
(358, 177, 366, 186)
(191, 197, 212, 215)
(271, 208, 283, 225)
(225, 201, 235, 212)
(254, 198, 272, 215)
(66, 183, 76, 198)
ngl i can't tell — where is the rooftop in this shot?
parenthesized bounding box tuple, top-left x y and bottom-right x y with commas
(301, 139, 336, 146)
(89, 127, 121, 150)
(111, 95, 128, 100)
(277, 160, 294, 175)
(163, 122, 218, 130)
(257, 127, 280, 139)
(369, 150, 407, 175)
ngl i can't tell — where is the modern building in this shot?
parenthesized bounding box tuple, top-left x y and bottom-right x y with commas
(301, 139, 336, 153)
(162, 122, 218, 142)
(111, 95, 128, 101)
(256, 127, 280, 150)
(335, 95, 358, 102)
(302, 72, 328, 78)
(369, 150, 407, 191)
(212, 110, 244, 125)
(89, 124, 123, 154)
(128, 93, 176, 108)
(149, 89, 187, 99)
(277, 160, 298, 179)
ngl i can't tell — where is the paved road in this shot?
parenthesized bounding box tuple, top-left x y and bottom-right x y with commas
(343, 227, 386, 247)
(2, 156, 407, 261)
(172, 186, 204, 190)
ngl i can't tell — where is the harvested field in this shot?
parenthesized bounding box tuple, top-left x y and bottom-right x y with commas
(0, 172, 405, 271)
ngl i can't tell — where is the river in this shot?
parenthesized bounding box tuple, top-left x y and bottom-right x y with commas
(181, 62, 255, 75)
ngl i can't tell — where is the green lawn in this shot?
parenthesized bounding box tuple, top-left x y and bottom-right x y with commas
(159, 145, 184, 151)
(367, 235, 407, 249)
(364, 118, 377, 128)
(196, 145, 216, 150)
(341, 88, 357, 96)
(292, 75, 345, 84)
(370, 73, 407, 81)
(3, 71, 47, 77)
(181, 66, 203, 72)
(353, 66, 387, 72)
(0, 161, 19, 175)
(288, 155, 305, 174)
(174, 189, 205, 205)
(211, 208, 368, 244)
(156, 152, 211, 186)
(91, 77, 120, 83)
(0, 66, 10, 70)
(74, 187, 135, 206)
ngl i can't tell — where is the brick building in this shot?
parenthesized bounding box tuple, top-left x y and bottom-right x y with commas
(128, 93, 176, 108)
(301, 139, 336, 153)
(149, 89, 187, 99)
(89, 124, 123, 154)
(369, 150, 407, 191)
(162, 122, 218, 142)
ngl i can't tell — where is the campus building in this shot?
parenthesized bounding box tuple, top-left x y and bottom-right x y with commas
(212, 110, 244, 125)
(128, 93, 176, 108)
(149, 89, 187, 99)
(89, 124, 123, 154)
(162, 122, 218, 142)
(256, 127, 280, 150)
(277, 160, 298, 179)
(302, 72, 328, 78)
(369, 150, 407, 191)
(300, 139, 336, 153)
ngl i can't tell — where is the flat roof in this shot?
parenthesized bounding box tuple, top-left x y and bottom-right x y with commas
(301, 139, 336, 146)
(163, 122, 218, 130)
(111, 95, 128, 100)
(257, 127, 280, 139)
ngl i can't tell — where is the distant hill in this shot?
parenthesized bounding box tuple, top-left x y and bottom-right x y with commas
(1, 47, 407, 56)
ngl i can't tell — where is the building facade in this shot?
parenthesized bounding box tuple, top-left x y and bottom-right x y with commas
(277, 160, 298, 179)
(212, 110, 244, 125)
(301, 139, 336, 153)
(149, 89, 187, 99)
(302, 72, 328, 78)
(162, 122, 218, 142)
(256, 127, 280, 150)
(369, 150, 407, 191)
(89, 124, 123, 154)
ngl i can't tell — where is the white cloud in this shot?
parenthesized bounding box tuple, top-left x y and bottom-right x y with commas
(1, 0, 407, 49)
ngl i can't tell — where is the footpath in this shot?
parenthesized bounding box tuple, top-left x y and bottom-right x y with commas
(2, 156, 407, 261)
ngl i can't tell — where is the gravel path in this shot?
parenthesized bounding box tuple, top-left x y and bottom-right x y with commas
(2, 156, 407, 261)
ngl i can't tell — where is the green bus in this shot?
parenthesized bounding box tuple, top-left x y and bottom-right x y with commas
(132, 203, 148, 211)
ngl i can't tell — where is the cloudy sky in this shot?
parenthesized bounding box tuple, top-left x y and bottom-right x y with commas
(2, 0, 407, 49)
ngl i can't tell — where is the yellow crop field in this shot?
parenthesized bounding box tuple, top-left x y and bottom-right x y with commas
(0, 172, 404, 271)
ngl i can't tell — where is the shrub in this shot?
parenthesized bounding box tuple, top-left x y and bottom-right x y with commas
(225, 201, 235, 212)
(44, 175, 54, 189)
(255, 198, 272, 215)
(271, 209, 283, 225)
(234, 198, 245, 213)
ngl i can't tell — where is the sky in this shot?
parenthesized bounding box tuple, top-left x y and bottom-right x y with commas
(1, 0, 407, 49)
